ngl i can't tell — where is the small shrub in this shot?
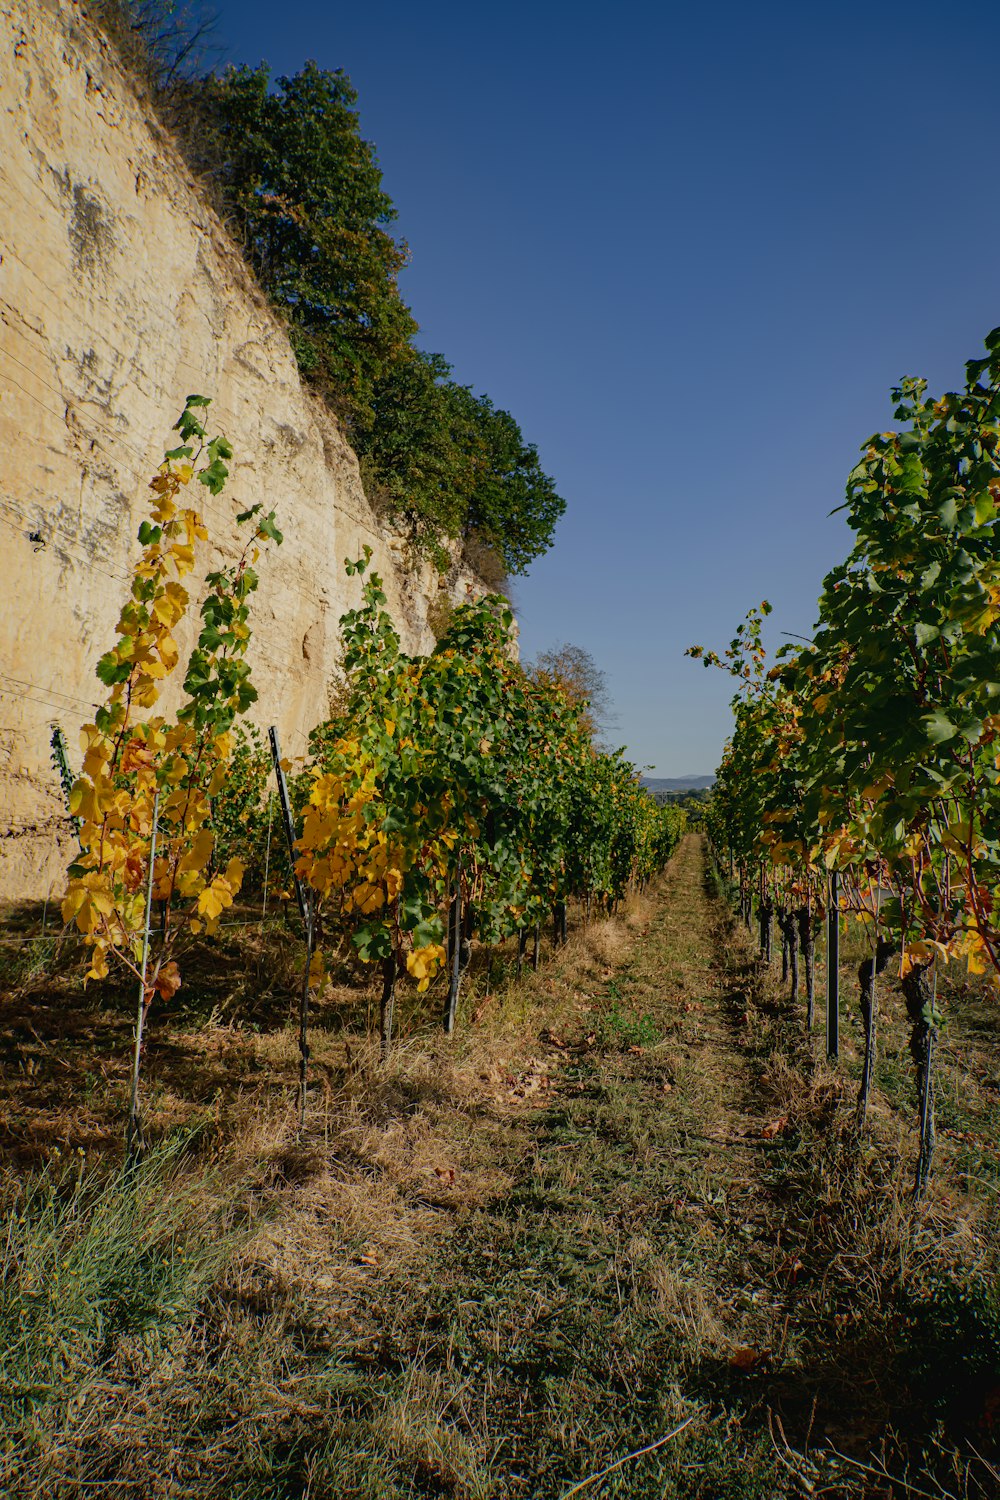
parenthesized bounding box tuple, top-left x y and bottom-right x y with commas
(426, 594, 455, 642)
(901, 1271, 1000, 1440)
(461, 530, 509, 593)
(599, 984, 660, 1049)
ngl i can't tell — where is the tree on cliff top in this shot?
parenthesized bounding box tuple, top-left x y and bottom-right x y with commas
(204, 62, 418, 435)
(357, 351, 565, 574)
(178, 60, 564, 574)
(92, 13, 566, 573)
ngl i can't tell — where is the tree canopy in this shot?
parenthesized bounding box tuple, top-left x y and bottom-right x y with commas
(531, 643, 614, 739)
(175, 59, 565, 574)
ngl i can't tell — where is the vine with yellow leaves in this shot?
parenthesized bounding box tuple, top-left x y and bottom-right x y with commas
(61, 395, 282, 1157)
(62, 413, 679, 1146)
(294, 552, 683, 1072)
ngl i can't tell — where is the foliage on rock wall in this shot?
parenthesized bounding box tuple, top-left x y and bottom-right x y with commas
(91, 6, 566, 575)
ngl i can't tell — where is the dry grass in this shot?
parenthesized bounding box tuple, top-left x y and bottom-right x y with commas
(0, 880, 675, 1497)
(704, 896, 1000, 1497)
(4, 842, 1000, 1497)
(646, 1258, 732, 1355)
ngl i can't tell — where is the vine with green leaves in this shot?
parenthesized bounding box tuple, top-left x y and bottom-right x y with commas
(692, 326, 1000, 1195)
(63, 509, 680, 1147)
(293, 551, 684, 1080)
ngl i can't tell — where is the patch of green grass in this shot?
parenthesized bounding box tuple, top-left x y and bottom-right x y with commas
(901, 1271, 1000, 1436)
(0, 1137, 245, 1492)
(598, 982, 660, 1050)
(0, 935, 59, 992)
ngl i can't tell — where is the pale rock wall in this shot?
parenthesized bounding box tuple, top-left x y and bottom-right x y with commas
(0, 0, 484, 900)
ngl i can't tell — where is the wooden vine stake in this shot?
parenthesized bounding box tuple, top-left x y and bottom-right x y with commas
(443, 849, 465, 1036)
(126, 792, 159, 1168)
(268, 726, 315, 1130)
(799, 895, 816, 1029)
(826, 872, 840, 1061)
(261, 791, 274, 918)
(901, 957, 938, 1198)
(380, 950, 397, 1061)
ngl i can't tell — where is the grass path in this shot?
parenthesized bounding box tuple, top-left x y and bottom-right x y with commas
(15, 835, 995, 1498)
(325, 834, 801, 1498)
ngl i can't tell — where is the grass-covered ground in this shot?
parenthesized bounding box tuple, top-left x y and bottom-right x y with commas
(2, 836, 1000, 1497)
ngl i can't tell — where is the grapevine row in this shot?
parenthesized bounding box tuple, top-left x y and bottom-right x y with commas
(60, 400, 683, 1149)
(692, 326, 1000, 1194)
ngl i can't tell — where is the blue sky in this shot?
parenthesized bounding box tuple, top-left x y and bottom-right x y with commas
(208, 0, 1000, 775)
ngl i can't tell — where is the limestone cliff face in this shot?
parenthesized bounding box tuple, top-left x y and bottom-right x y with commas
(0, 0, 486, 899)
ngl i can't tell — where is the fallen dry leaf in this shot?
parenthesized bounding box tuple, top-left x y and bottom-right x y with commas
(729, 1346, 767, 1371)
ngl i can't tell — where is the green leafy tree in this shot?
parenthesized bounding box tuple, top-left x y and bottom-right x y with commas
(202, 62, 417, 432)
(179, 62, 564, 571)
(459, 392, 565, 574)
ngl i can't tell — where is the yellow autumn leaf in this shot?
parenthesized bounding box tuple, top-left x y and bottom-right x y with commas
(168, 542, 195, 576)
(71, 778, 121, 826)
(406, 944, 446, 984)
(62, 886, 99, 934)
(899, 948, 923, 980)
(968, 946, 989, 976)
(81, 744, 112, 780)
(905, 938, 951, 966)
(353, 882, 384, 916)
(131, 677, 160, 708)
(62, 876, 114, 934)
(85, 942, 109, 984)
(151, 494, 177, 524)
(152, 592, 184, 628)
(178, 827, 214, 875)
(197, 883, 227, 920)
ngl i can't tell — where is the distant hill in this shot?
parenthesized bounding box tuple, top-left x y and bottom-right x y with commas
(641, 775, 714, 793)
